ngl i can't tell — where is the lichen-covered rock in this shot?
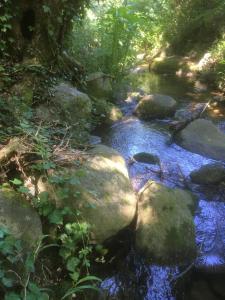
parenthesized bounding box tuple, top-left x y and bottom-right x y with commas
(136, 181, 196, 265)
(53, 82, 92, 124)
(36, 82, 92, 142)
(176, 119, 225, 161)
(190, 163, 225, 185)
(133, 152, 160, 164)
(0, 188, 42, 248)
(87, 72, 112, 97)
(134, 94, 177, 120)
(38, 145, 137, 243)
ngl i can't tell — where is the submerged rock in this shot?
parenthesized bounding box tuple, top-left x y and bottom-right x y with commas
(0, 188, 42, 248)
(176, 119, 225, 161)
(134, 94, 177, 120)
(136, 181, 196, 265)
(190, 163, 225, 184)
(38, 145, 137, 243)
(133, 152, 160, 165)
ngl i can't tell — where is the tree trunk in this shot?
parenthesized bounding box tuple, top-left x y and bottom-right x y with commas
(3, 0, 88, 63)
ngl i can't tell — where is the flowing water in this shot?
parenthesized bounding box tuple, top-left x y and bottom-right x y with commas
(97, 73, 225, 300)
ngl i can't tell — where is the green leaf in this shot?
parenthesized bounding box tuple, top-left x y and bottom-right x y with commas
(17, 186, 30, 194)
(42, 5, 51, 13)
(48, 209, 64, 225)
(76, 275, 102, 285)
(69, 177, 80, 185)
(28, 282, 41, 294)
(0, 269, 5, 278)
(4, 292, 21, 300)
(2, 276, 14, 287)
(10, 178, 22, 186)
(25, 253, 35, 273)
(61, 285, 100, 300)
(66, 257, 80, 272)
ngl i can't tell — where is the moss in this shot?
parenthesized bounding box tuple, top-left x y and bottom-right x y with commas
(137, 181, 196, 265)
(0, 188, 42, 249)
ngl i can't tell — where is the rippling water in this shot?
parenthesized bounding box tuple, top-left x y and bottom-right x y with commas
(98, 73, 225, 300)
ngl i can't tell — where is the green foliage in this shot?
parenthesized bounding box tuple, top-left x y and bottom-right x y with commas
(0, 227, 49, 300)
(0, 0, 14, 57)
(161, 0, 225, 54)
(32, 187, 101, 299)
(69, 0, 159, 76)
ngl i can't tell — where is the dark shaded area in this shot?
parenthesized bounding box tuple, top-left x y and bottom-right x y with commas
(20, 9, 35, 40)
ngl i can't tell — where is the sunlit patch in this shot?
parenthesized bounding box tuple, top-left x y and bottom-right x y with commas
(198, 255, 225, 268)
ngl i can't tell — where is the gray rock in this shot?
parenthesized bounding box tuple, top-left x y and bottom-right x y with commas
(0, 188, 42, 249)
(53, 82, 92, 125)
(134, 94, 177, 120)
(174, 103, 205, 121)
(36, 82, 92, 142)
(190, 163, 225, 184)
(136, 181, 196, 265)
(87, 72, 112, 97)
(176, 119, 225, 161)
(38, 145, 137, 243)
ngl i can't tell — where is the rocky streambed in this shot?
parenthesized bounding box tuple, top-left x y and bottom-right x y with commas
(96, 72, 225, 300)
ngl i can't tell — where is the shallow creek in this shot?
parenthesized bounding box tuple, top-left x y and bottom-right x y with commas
(97, 73, 225, 300)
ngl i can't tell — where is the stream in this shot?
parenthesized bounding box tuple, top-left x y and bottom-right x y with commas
(97, 73, 225, 300)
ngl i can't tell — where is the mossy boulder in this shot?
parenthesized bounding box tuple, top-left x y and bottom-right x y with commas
(150, 56, 181, 74)
(87, 72, 112, 98)
(136, 181, 196, 265)
(0, 188, 42, 249)
(190, 163, 225, 185)
(134, 94, 177, 120)
(36, 82, 92, 142)
(92, 97, 123, 125)
(53, 82, 92, 124)
(176, 119, 225, 161)
(38, 145, 137, 243)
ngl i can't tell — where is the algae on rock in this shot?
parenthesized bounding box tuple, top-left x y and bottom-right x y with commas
(136, 181, 196, 265)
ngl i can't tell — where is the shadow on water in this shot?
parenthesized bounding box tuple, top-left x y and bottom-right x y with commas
(96, 72, 225, 300)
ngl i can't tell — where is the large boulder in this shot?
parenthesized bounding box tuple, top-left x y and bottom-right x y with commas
(190, 163, 225, 185)
(36, 82, 92, 142)
(38, 145, 137, 243)
(150, 56, 181, 75)
(87, 72, 112, 97)
(176, 119, 225, 161)
(0, 188, 42, 249)
(136, 181, 196, 265)
(134, 94, 177, 120)
(52, 82, 92, 125)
